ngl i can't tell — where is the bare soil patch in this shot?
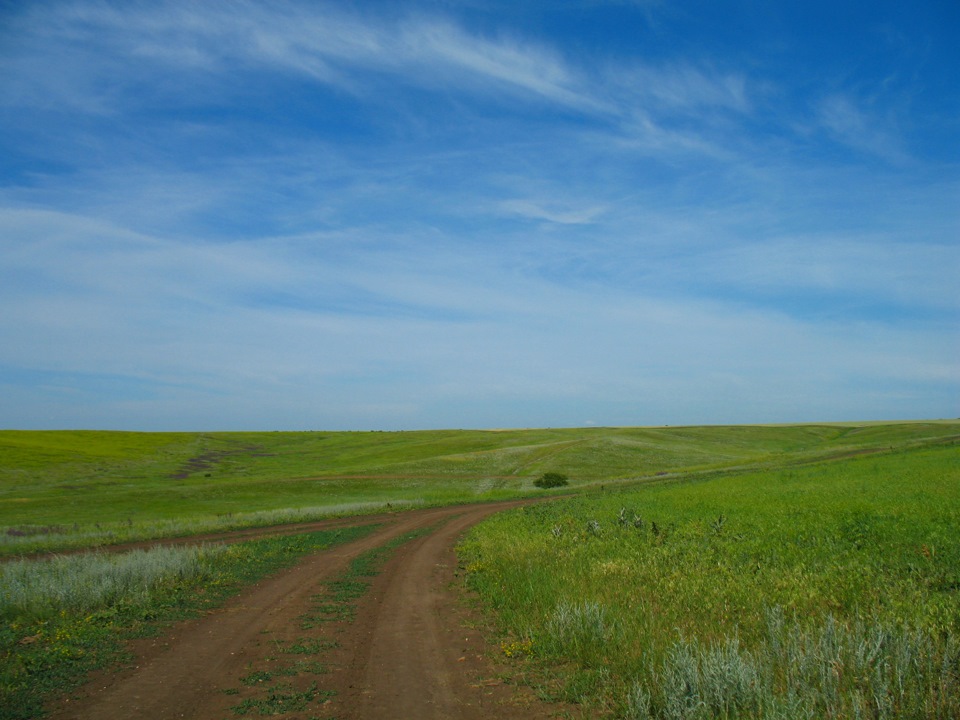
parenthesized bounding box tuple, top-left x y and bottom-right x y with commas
(169, 445, 269, 479)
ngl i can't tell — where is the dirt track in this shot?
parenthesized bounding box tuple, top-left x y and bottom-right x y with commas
(48, 500, 563, 720)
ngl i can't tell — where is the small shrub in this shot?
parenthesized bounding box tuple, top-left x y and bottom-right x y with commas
(534, 472, 569, 489)
(545, 600, 615, 658)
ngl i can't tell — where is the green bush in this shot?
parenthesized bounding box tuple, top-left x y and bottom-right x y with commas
(534, 472, 569, 488)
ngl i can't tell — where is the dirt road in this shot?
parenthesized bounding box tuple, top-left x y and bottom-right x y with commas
(48, 500, 561, 720)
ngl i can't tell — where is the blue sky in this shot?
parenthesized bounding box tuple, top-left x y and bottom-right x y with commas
(1, 1, 958, 431)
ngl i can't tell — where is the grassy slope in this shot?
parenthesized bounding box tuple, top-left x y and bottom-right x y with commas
(1, 422, 958, 540)
(3, 423, 959, 520)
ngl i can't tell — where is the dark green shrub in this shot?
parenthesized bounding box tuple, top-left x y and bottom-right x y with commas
(534, 472, 569, 489)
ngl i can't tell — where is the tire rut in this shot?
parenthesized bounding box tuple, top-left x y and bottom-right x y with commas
(47, 499, 558, 720)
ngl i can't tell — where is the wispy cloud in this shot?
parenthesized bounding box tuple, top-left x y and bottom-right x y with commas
(2, 2, 599, 112)
(1, 1, 758, 138)
(607, 61, 751, 114)
(1, 1, 956, 429)
(816, 93, 911, 164)
(498, 199, 607, 225)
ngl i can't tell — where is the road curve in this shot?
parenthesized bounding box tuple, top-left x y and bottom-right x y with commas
(48, 499, 560, 720)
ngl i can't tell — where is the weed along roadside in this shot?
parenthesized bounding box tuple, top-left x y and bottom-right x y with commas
(457, 442, 960, 718)
(0, 526, 377, 720)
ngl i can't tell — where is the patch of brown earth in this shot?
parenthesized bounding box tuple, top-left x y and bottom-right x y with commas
(169, 444, 270, 480)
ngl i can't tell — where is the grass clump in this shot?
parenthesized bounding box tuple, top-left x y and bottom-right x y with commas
(624, 613, 960, 719)
(231, 682, 331, 715)
(459, 443, 960, 718)
(0, 545, 223, 620)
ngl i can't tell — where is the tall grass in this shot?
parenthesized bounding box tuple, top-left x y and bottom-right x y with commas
(623, 612, 960, 719)
(0, 499, 420, 556)
(458, 444, 960, 717)
(0, 544, 225, 620)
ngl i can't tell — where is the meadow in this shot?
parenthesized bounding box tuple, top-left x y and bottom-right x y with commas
(2, 422, 957, 555)
(2, 421, 958, 718)
(459, 440, 960, 718)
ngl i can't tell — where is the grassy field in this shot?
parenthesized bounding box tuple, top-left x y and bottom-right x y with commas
(2, 422, 958, 554)
(1, 421, 958, 718)
(458, 439, 960, 718)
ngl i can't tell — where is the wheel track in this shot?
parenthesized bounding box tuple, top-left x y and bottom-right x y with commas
(47, 499, 561, 720)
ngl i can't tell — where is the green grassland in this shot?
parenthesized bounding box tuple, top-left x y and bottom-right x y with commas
(1, 421, 959, 718)
(1, 422, 958, 554)
(459, 439, 960, 718)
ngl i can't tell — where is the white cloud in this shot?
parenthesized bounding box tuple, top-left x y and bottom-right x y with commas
(2, 202, 955, 430)
(816, 94, 910, 164)
(1, 2, 599, 112)
(1, 0, 759, 133)
(1, 1, 956, 429)
(680, 235, 960, 313)
(608, 62, 751, 114)
(499, 199, 607, 225)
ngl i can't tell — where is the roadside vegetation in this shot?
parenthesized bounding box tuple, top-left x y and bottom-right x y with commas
(458, 441, 960, 718)
(0, 500, 417, 557)
(0, 526, 375, 720)
(3, 423, 957, 555)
